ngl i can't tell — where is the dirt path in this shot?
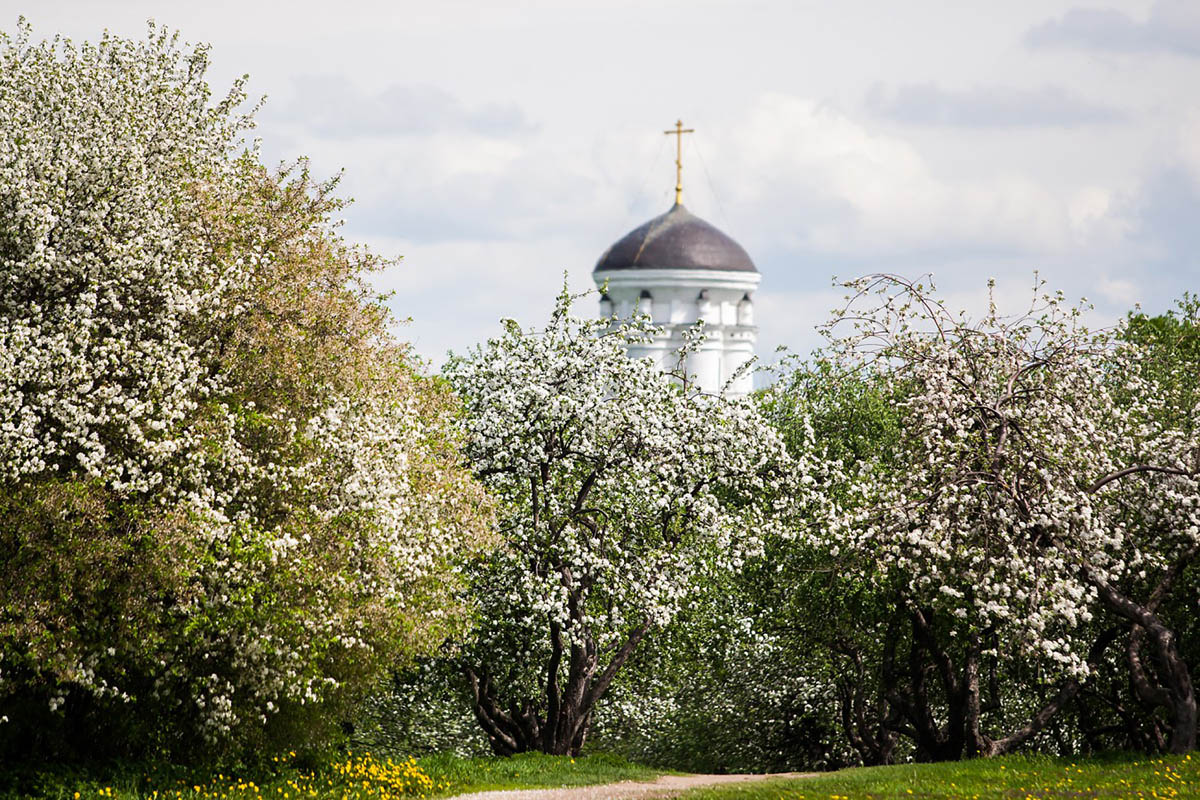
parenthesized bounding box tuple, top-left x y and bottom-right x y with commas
(446, 772, 817, 800)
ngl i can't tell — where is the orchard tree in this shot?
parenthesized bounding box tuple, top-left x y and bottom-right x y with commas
(758, 361, 908, 766)
(1085, 295, 1200, 753)
(0, 22, 489, 761)
(443, 291, 796, 756)
(788, 275, 1198, 758)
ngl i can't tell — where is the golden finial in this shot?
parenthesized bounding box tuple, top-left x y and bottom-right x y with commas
(663, 119, 694, 206)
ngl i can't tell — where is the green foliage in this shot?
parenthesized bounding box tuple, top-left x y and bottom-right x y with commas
(1067, 296, 1200, 754)
(760, 356, 905, 469)
(750, 280, 1200, 763)
(589, 568, 848, 774)
(2, 13, 1195, 772)
(588, 361, 908, 773)
(349, 667, 490, 759)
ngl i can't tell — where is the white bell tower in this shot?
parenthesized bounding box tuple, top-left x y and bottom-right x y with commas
(592, 122, 760, 397)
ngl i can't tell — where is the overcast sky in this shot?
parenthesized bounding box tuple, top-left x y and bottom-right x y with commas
(9, 1, 1200, 364)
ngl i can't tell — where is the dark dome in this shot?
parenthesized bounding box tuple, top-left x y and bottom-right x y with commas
(594, 203, 757, 273)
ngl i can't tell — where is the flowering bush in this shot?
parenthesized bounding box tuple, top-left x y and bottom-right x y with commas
(441, 289, 795, 756)
(0, 22, 489, 760)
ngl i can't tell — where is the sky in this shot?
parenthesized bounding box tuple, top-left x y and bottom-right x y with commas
(8, 0, 1200, 365)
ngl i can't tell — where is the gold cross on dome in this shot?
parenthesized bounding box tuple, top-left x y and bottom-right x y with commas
(664, 119, 694, 206)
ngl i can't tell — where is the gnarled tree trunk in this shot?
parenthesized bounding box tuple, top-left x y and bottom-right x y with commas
(879, 606, 1100, 761)
(1084, 550, 1197, 755)
(465, 621, 650, 757)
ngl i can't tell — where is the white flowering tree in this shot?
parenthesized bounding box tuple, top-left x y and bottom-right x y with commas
(791, 275, 1198, 758)
(0, 23, 489, 760)
(443, 290, 794, 756)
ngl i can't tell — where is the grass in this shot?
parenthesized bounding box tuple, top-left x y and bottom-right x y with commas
(5, 750, 1198, 799)
(419, 750, 664, 792)
(0, 750, 662, 799)
(679, 752, 1198, 800)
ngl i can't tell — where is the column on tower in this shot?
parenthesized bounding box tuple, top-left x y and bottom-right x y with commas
(686, 290, 722, 391)
(722, 293, 755, 395)
(623, 289, 672, 370)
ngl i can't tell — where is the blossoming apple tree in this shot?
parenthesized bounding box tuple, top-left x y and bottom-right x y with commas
(0, 23, 489, 760)
(443, 291, 795, 756)
(795, 275, 1198, 757)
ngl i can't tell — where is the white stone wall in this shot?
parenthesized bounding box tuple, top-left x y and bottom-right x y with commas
(594, 268, 761, 398)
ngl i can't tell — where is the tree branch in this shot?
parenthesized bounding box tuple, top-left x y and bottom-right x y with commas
(1088, 465, 1195, 494)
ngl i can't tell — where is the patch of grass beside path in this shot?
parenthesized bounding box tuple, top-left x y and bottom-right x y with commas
(420, 751, 667, 795)
(0, 751, 663, 799)
(678, 752, 1196, 800)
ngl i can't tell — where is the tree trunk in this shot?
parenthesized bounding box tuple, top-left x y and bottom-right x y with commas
(882, 607, 1096, 760)
(835, 648, 899, 766)
(465, 667, 530, 756)
(1085, 559, 1197, 754)
(1126, 621, 1197, 753)
(465, 622, 651, 757)
(907, 607, 967, 761)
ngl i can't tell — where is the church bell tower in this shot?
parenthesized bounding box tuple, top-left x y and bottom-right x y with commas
(592, 121, 760, 397)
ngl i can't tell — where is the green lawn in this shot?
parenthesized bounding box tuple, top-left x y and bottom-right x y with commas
(5, 751, 1197, 799)
(680, 752, 1197, 800)
(0, 751, 663, 799)
(420, 750, 665, 793)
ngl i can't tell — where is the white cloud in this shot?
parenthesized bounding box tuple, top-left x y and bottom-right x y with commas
(701, 94, 1080, 258)
(865, 83, 1124, 127)
(359, 233, 599, 364)
(10, 0, 1198, 364)
(1027, 1, 1200, 57)
(1097, 276, 1140, 306)
(1172, 109, 1200, 183)
(327, 86, 1192, 361)
(1067, 186, 1116, 238)
(754, 288, 847, 360)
